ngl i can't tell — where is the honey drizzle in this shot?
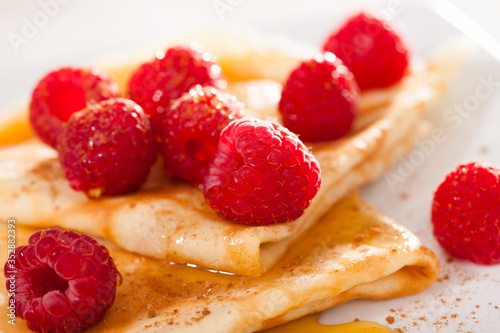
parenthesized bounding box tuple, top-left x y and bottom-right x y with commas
(0, 108, 33, 145)
(264, 315, 394, 333)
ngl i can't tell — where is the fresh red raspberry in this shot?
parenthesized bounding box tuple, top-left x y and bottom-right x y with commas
(203, 117, 322, 225)
(57, 98, 156, 197)
(278, 52, 359, 142)
(127, 44, 226, 128)
(322, 12, 410, 90)
(30, 67, 120, 148)
(3, 227, 122, 333)
(159, 85, 243, 186)
(432, 162, 500, 265)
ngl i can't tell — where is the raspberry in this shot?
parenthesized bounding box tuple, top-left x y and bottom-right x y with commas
(203, 117, 322, 225)
(432, 162, 500, 265)
(278, 52, 359, 142)
(128, 44, 226, 128)
(159, 85, 243, 185)
(322, 12, 410, 90)
(3, 227, 122, 333)
(30, 67, 120, 148)
(57, 98, 156, 197)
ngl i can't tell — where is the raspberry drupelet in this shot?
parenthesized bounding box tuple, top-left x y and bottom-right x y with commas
(158, 85, 243, 186)
(128, 44, 226, 128)
(432, 162, 500, 265)
(30, 67, 120, 148)
(279, 52, 359, 142)
(204, 117, 322, 225)
(57, 98, 157, 198)
(322, 12, 410, 90)
(3, 228, 122, 333)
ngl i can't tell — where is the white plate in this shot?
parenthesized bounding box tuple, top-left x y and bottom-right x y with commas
(322, 3, 500, 333)
(1, 1, 499, 332)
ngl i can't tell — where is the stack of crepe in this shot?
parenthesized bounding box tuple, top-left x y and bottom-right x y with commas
(0, 31, 470, 332)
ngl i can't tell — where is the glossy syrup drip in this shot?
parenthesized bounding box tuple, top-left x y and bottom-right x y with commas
(0, 108, 33, 145)
(264, 315, 394, 333)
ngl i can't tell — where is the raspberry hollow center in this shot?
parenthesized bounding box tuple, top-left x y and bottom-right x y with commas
(29, 266, 69, 297)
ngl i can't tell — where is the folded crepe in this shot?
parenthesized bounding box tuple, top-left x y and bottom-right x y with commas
(0, 192, 439, 333)
(0, 33, 468, 277)
(0, 35, 468, 276)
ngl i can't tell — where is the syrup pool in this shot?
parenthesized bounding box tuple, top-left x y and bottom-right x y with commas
(264, 314, 393, 333)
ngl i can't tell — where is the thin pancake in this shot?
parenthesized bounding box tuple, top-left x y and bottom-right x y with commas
(0, 36, 469, 276)
(0, 193, 439, 333)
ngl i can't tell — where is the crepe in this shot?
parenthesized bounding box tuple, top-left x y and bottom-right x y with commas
(0, 192, 439, 332)
(0, 33, 469, 276)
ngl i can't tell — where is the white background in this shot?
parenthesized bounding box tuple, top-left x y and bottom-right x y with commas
(1, 0, 500, 332)
(1, 0, 499, 113)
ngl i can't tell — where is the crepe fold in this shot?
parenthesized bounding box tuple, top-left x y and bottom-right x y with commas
(0, 193, 439, 332)
(0, 35, 468, 276)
